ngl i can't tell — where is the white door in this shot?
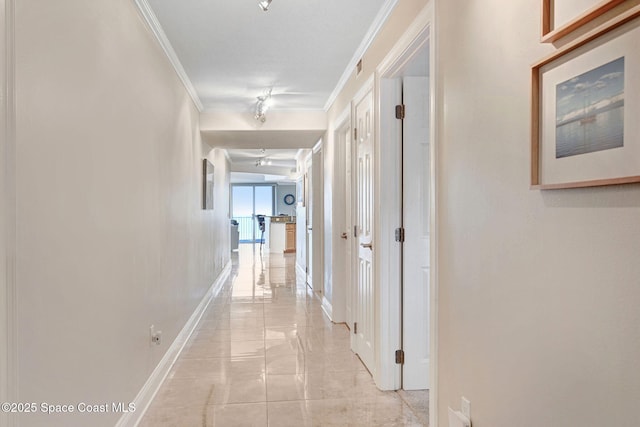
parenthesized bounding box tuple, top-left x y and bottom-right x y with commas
(402, 76, 430, 389)
(354, 89, 375, 371)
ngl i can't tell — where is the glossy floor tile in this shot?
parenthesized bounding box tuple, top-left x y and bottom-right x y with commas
(140, 244, 428, 426)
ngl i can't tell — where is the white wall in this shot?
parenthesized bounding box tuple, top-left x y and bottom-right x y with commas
(14, 1, 230, 426)
(322, 138, 334, 310)
(1, 1, 14, 425)
(436, 0, 640, 425)
(295, 151, 311, 273)
(275, 184, 296, 216)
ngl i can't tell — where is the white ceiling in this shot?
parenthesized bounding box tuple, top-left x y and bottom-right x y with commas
(146, 0, 390, 112)
(201, 129, 325, 149)
(226, 148, 299, 182)
(226, 148, 299, 166)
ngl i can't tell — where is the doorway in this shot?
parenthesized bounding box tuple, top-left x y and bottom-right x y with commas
(401, 71, 431, 390)
(375, 3, 435, 398)
(231, 184, 275, 243)
(327, 113, 352, 325)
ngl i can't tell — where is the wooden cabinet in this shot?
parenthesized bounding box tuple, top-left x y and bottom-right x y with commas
(285, 223, 296, 253)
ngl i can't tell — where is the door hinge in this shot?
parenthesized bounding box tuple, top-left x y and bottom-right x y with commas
(354, 225, 358, 238)
(354, 128, 358, 140)
(395, 227, 405, 242)
(395, 349, 404, 364)
(354, 322, 358, 334)
(395, 104, 405, 120)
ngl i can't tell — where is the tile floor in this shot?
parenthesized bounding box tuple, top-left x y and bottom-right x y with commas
(140, 244, 428, 426)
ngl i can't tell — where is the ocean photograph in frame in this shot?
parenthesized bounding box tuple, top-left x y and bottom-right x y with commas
(531, 6, 640, 189)
(555, 56, 624, 159)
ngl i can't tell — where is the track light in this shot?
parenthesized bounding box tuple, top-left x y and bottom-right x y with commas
(258, 0, 272, 12)
(254, 89, 273, 123)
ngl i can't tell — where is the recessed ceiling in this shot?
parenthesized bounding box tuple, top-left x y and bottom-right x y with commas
(145, 0, 391, 112)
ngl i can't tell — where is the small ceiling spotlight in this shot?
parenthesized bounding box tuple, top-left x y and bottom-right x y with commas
(258, 0, 272, 12)
(254, 89, 273, 123)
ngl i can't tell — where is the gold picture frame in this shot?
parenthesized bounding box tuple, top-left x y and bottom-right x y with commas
(542, 0, 625, 43)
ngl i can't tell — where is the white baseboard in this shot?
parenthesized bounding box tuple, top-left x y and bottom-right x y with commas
(321, 296, 333, 321)
(115, 261, 231, 427)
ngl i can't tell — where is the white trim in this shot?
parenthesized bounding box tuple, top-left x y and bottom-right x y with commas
(321, 296, 333, 321)
(334, 105, 351, 133)
(312, 138, 323, 153)
(428, 2, 439, 425)
(116, 262, 231, 427)
(132, 0, 204, 112)
(1, 0, 17, 425)
(323, 0, 399, 112)
(296, 262, 306, 280)
(222, 148, 232, 163)
(376, 5, 433, 77)
(352, 75, 375, 107)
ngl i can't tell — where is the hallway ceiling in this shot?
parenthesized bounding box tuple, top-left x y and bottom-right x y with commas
(226, 148, 299, 181)
(145, 0, 391, 112)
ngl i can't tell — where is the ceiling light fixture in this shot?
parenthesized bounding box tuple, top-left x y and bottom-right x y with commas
(258, 0, 272, 12)
(254, 89, 273, 123)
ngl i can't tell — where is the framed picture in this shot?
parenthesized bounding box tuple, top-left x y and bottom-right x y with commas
(531, 6, 640, 189)
(202, 159, 214, 209)
(541, 0, 625, 43)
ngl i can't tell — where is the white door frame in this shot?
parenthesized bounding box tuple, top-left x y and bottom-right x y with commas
(305, 153, 313, 287)
(1, 0, 17, 425)
(311, 140, 324, 296)
(327, 106, 351, 323)
(375, 2, 438, 425)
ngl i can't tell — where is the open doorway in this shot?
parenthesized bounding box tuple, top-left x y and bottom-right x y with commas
(231, 184, 274, 244)
(375, 3, 435, 406)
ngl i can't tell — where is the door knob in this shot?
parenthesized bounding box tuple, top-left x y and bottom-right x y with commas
(341, 232, 348, 240)
(360, 242, 373, 249)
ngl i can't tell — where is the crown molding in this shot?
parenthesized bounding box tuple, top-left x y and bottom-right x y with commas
(133, 0, 204, 112)
(323, 0, 399, 112)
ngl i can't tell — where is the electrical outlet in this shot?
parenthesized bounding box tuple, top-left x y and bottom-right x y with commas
(461, 396, 471, 420)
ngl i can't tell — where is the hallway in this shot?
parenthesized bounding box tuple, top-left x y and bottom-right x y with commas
(140, 245, 427, 426)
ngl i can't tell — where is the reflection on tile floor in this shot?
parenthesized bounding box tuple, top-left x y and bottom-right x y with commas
(140, 244, 428, 426)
